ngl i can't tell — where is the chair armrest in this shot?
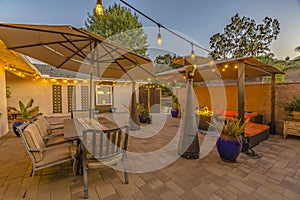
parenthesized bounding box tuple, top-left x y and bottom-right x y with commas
(50, 125, 64, 130)
(50, 122, 64, 125)
(46, 127, 64, 135)
(29, 143, 74, 152)
(45, 131, 64, 138)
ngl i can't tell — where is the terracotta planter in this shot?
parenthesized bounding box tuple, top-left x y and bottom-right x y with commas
(216, 134, 242, 162)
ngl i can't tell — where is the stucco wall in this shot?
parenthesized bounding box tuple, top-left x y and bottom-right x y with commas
(0, 60, 9, 137)
(6, 76, 135, 117)
(176, 82, 300, 135)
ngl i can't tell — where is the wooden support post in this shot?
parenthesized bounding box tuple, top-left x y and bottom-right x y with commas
(237, 61, 245, 128)
(270, 74, 276, 134)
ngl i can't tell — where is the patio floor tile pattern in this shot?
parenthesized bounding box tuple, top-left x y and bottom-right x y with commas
(1, 115, 300, 199)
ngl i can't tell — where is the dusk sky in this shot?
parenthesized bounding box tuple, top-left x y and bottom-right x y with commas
(0, 0, 300, 60)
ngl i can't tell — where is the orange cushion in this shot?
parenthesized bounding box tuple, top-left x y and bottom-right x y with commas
(211, 108, 223, 115)
(245, 123, 269, 137)
(222, 110, 238, 117)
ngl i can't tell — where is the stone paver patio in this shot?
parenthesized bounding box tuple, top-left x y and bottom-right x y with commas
(1, 114, 300, 200)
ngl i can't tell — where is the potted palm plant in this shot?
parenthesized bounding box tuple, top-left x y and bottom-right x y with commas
(12, 99, 39, 136)
(139, 107, 150, 123)
(171, 96, 179, 118)
(210, 117, 248, 162)
(283, 96, 300, 119)
(196, 106, 214, 130)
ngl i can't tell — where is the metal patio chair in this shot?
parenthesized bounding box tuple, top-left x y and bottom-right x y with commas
(17, 122, 77, 198)
(81, 126, 129, 199)
(32, 115, 68, 146)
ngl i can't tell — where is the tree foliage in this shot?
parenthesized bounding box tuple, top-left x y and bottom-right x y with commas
(85, 3, 148, 56)
(210, 13, 280, 60)
(256, 56, 285, 82)
(154, 54, 181, 73)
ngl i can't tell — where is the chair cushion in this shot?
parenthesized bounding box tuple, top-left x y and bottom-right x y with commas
(34, 118, 50, 137)
(36, 146, 76, 167)
(245, 123, 269, 137)
(45, 135, 68, 146)
(86, 153, 123, 170)
(222, 110, 238, 118)
(23, 124, 46, 162)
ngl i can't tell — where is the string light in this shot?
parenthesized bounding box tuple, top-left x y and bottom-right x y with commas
(191, 43, 195, 59)
(234, 65, 238, 69)
(157, 25, 162, 45)
(95, 0, 103, 16)
(120, 0, 210, 53)
(224, 64, 229, 69)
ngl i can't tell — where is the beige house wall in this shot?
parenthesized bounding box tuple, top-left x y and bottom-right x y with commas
(7, 76, 57, 117)
(176, 82, 300, 135)
(0, 60, 9, 137)
(6, 76, 136, 118)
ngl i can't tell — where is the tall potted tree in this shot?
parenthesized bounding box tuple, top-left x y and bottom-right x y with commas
(210, 117, 248, 162)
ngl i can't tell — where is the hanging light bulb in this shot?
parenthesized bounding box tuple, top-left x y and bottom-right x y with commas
(191, 43, 195, 59)
(157, 25, 162, 45)
(95, 0, 103, 16)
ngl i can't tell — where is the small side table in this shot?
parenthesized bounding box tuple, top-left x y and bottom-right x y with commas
(283, 118, 300, 138)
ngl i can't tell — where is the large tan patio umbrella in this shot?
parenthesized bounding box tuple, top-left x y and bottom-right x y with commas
(0, 23, 155, 124)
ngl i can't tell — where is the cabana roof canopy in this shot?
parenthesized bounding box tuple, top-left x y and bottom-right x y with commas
(157, 56, 284, 82)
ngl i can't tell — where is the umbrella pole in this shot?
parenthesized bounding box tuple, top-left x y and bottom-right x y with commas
(89, 72, 93, 119)
(129, 81, 141, 130)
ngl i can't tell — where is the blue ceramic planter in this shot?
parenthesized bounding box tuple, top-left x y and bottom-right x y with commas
(216, 135, 242, 162)
(139, 116, 149, 123)
(12, 121, 24, 137)
(171, 109, 178, 118)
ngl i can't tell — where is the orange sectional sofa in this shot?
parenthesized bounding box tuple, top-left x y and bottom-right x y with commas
(210, 108, 270, 148)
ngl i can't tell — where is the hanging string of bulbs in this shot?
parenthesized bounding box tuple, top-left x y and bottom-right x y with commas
(95, 0, 210, 57)
(95, 0, 104, 15)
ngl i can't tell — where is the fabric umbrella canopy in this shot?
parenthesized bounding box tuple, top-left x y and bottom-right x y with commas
(0, 23, 155, 121)
(157, 56, 284, 82)
(0, 39, 40, 79)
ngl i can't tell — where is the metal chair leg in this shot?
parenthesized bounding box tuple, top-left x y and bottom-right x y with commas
(122, 154, 129, 184)
(72, 157, 77, 182)
(23, 169, 35, 198)
(82, 147, 88, 199)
